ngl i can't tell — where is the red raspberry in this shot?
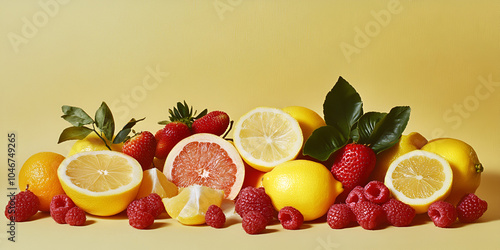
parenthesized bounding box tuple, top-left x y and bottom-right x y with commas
(363, 181, 390, 204)
(205, 205, 226, 228)
(427, 201, 457, 228)
(345, 186, 367, 209)
(242, 211, 268, 234)
(352, 201, 385, 230)
(50, 194, 76, 224)
(129, 211, 155, 229)
(456, 193, 488, 223)
(235, 187, 275, 223)
(327, 204, 355, 229)
(278, 206, 303, 230)
(144, 193, 165, 218)
(382, 198, 415, 227)
(126, 199, 149, 218)
(4, 188, 40, 222)
(65, 207, 86, 226)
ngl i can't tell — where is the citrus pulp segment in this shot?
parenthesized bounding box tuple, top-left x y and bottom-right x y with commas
(162, 185, 224, 225)
(233, 107, 303, 172)
(57, 151, 143, 216)
(384, 150, 453, 214)
(163, 133, 245, 200)
(136, 168, 178, 199)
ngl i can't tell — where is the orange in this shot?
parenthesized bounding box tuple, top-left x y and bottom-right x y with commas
(163, 133, 245, 200)
(242, 162, 265, 188)
(19, 152, 66, 212)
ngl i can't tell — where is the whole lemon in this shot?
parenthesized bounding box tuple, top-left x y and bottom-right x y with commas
(370, 132, 428, 182)
(282, 106, 326, 145)
(69, 132, 123, 156)
(19, 152, 66, 212)
(262, 160, 343, 221)
(421, 138, 483, 205)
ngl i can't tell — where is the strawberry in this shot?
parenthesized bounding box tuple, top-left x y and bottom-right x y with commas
(155, 122, 192, 159)
(123, 131, 157, 170)
(331, 143, 376, 198)
(192, 111, 230, 136)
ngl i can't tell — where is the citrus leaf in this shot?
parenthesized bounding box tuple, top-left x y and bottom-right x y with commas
(113, 118, 145, 144)
(323, 76, 363, 138)
(303, 125, 349, 162)
(95, 102, 115, 141)
(355, 112, 387, 144)
(58, 126, 93, 143)
(61, 105, 93, 127)
(366, 106, 411, 154)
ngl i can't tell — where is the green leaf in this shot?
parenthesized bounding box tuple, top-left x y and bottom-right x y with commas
(113, 128, 132, 144)
(303, 125, 349, 162)
(355, 112, 387, 144)
(113, 118, 145, 144)
(323, 76, 363, 138)
(95, 102, 115, 141)
(366, 106, 411, 154)
(61, 105, 93, 127)
(58, 126, 93, 143)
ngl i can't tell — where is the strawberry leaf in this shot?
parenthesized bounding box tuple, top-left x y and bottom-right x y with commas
(95, 102, 115, 141)
(58, 126, 93, 143)
(365, 106, 411, 154)
(354, 112, 387, 145)
(61, 105, 93, 126)
(303, 125, 349, 162)
(323, 76, 363, 139)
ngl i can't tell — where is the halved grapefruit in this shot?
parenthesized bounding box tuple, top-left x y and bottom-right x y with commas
(163, 133, 245, 200)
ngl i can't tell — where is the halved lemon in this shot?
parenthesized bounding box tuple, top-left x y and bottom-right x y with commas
(162, 185, 224, 225)
(233, 107, 303, 172)
(57, 151, 143, 216)
(136, 168, 178, 199)
(384, 150, 453, 214)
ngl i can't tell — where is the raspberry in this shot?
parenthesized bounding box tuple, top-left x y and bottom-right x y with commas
(65, 207, 86, 226)
(327, 204, 355, 229)
(382, 198, 415, 227)
(363, 181, 390, 204)
(352, 201, 385, 230)
(242, 211, 268, 234)
(345, 186, 367, 209)
(456, 193, 488, 223)
(50, 194, 76, 224)
(278, 206, 303, 230)
(126, 199, 149, 218)
(205, 205, 226, 228)
(4, 188, 40, 222)
(235, 187, 275, 223)
(427, 201, 457, 228)
(144, 193, 165, 218)
(129, 211, 155, 229)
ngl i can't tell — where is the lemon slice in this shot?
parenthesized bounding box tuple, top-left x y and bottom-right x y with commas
(233, 107, 303, 172)
(162, 185, 224, 225)
(136, 168, 178, 199)
(57, 151, 143, 216)
(384, 150, 453, 214)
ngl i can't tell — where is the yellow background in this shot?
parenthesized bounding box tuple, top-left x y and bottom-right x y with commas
(1, 0, 499, 249)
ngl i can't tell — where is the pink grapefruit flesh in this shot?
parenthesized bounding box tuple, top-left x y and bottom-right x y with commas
(163, 133, 245, 200)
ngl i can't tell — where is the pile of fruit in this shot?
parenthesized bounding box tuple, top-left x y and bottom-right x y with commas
(5, 77, 488, 234)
